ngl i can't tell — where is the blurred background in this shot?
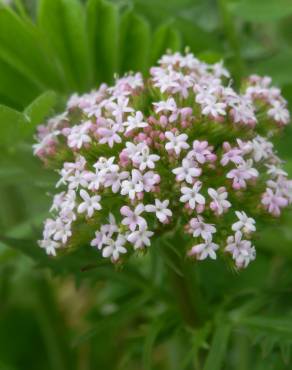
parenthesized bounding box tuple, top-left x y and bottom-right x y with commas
(1, 0, 292, 369)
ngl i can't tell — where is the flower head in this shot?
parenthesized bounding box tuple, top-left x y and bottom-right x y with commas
(34, 51, 291, 269)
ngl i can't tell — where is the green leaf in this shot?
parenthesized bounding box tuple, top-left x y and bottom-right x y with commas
(251, 51, 292, 86)
(73, 293, 150, 346)
(203, 322, 231, 370)
(24, 91, 57, 126)
(240, 316, 292, 337)
(143, 318, 165, 370)
(151, 22, 181, 65)
(229, 0, 292, 22)
(0, 6, 64, 97)
(0, 236, 48, 263)
(37, 0, 92, 91)
(119, 11, 151, 74)
(0, 105, 28, 145)
(86, 0, 119, 84)
(0, 91, 56, 146)
(238, 316, 292, 363)
(0, 53, 42, 109)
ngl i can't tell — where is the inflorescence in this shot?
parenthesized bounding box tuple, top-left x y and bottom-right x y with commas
(33, 51, 291, 269)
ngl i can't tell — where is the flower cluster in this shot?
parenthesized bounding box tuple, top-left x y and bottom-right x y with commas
(34, 51, 291, 269)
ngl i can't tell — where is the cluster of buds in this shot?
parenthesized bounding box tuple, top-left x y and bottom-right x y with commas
(33, 51, 291, 269)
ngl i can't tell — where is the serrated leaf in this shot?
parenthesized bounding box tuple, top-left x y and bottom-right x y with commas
(86, 0, 119, 84)
(24, 91, 57, 126)
(203, 322, 231, 370)
(37, 0, 92, 91)
(151, 22, 181, 65)
(119, 11, 151, 74)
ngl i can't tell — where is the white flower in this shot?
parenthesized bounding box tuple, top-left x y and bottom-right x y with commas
(145, 199, 172, 223)
(67, 170, 89, 190)
(188, 239, 219, 260)
(201, 97, 226, 118)
(172, 158, 201, 183)
(153, 97, 177, 113)
(127, 224, 154, 249)
(225, 231, 256, 268)
(106, 96, 134, 123)
(102, 235, 127, 261)
(123, 111, 148, 133)
(121, 169, 144, 199)
(251, 136, 273, 162)
(97, 124, 122, 147)
(77, 189, 102, 217)
(189, 216, 216, 240)
(85, 171, 103, 191)
(165, 131, 190, 155)
(226, 159, 258, 189)
(104, 170, 129, 193)
(67, 121, 91, 149)
(267, 100, 290, 125)
(232, 211, 256, 234)
(49, 218, 72, 244)
(180, 181, 205, 209)
(39, 239, 61, 256)
(132, 144, 160, 171)
(120, 204, 146, 231)
(208, 187, 231, 215)
(94, 156, 118, 172)
(124, 142, 145, 160)
(141, 171, 160, 192)
(91, 213, 119, 250)
(266, 164, 288, 179)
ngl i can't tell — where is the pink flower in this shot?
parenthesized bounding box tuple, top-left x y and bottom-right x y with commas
(227, 159, 258, 189)
(225, 231, 256, 268)
(262, 188, 288, 216)
(201, 97, 226, 119)
(180, 181, 205, 210)
(221, 142, 243, 166)
(165, 131, 190, 155)
(97, 124, 122, 148)
(188, 216, 216, 240)
(187, 140, 216, 164)
(67, 121, 91, 149)
(120, 204, 146, 231)
(172, 158, 201, 183)
(145, 199, 172, 223)
(188, 239, 219, 260)
(267, 100, 290, 125)
(121, 169, 144, 200)
(77, 189, 102, 217)
(127, 224, 154, 249)
(208, 187, 231, 215)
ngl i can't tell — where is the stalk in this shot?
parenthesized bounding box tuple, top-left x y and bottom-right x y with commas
(160, 234, 206, 328)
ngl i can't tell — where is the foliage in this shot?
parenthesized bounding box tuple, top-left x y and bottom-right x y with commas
(1, 0, 292, 369)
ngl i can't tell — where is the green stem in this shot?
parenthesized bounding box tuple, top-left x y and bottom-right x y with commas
(161, 235, 206, 328)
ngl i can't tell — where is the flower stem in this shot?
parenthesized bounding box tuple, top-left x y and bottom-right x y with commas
(161, 235, 206, 328)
